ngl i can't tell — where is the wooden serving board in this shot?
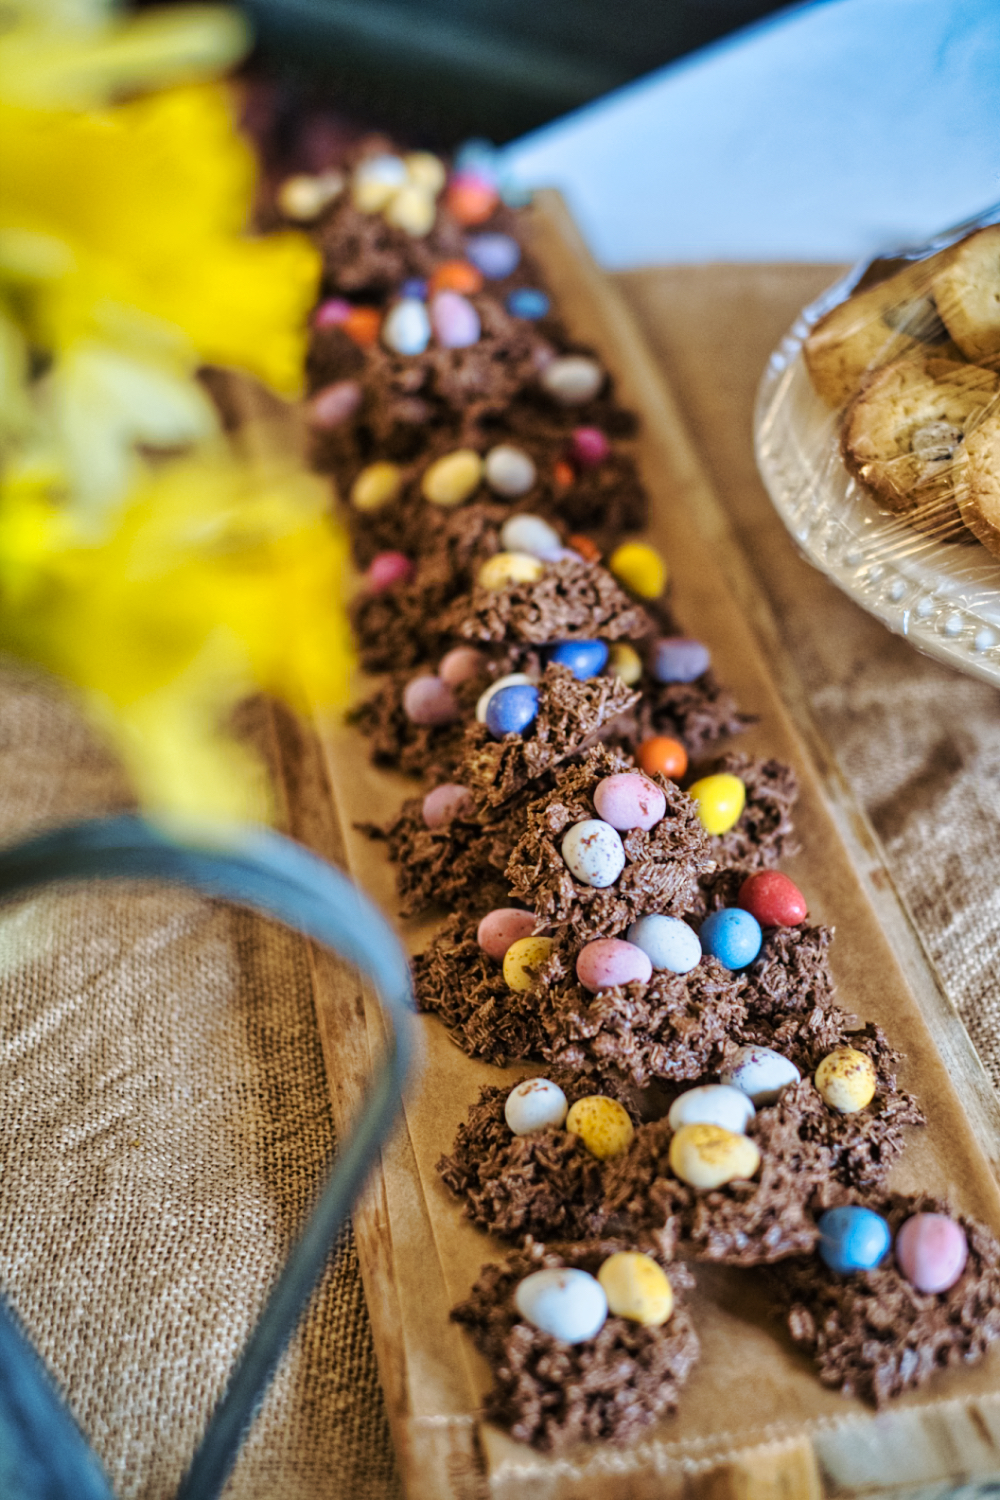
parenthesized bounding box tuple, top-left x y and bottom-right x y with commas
(268, 195, 1000, 1497)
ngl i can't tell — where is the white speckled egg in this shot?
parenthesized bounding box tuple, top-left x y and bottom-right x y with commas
(540, 356, 604, 405)
(475, 672, 534, 723)
(626, 914, 701, 974)
(484, 444, 537, 497)
(500, 514, 562, 560)
(514, 1267, 608, 1343)
(667, 1084, 756, 1135)
(560, 819, 626, 888)
(504, 1078, 569, 1135)
(721, 1045, 801, 1106)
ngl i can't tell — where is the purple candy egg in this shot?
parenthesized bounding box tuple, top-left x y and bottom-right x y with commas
(477, 908, 537, 961)
(307, 380, 362, 428)
(431, 290, 481, 349)
(576, 938, 652, 994)
(571, 427, 610, 467)
(438, 645, 484, 687)
(402, 675, 459, 726)
(313, 298, 351, 329)
(649, 637, 711, 685)
(896, 1213, 969, 1294)
(593, 772, 666, 832)
(466, 232, 521, 279)
(422, 782, 474, 829)
(367, 551, 414, 591)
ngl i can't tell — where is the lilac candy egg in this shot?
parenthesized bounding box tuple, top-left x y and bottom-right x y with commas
(402, 674, 459, 726)
(431, 290, 481, 348)
(576, 938, 652, 994)
(896, 1213, 969, 1294)
(560, 819, 626, 888)
(650, 637, 711, 685)
(422, 783, 474, 829)
(400, 277, 427, 298)
(593, 772, 666, 832)
(477, 908, 537, 961)
(367, 551, 413, 591)
(313, 298, 351, 329)
(438, 645, 484, 687)
(307, 380, 362, 428)
(467, 232, 521, 279)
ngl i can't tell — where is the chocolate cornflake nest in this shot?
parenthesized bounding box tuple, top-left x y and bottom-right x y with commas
(437, 1073, 636, 1241)
(692, 755, 800, 914)
(775, 1193, 1000, 1405)
(506, 747, 714, 940)
(603, 1081, 832, 1264)
(309, 172, 469, 297)
(457, 664, 641, 806)
(446, 556, 652, 646)
(349, 666, 489, 779)
(538, 959, 746, 1089)
(636, 671, 752, 756)
(451, 1238, 699, 1450)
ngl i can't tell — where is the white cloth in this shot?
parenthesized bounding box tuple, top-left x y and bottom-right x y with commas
(500, 0, 1000, 267)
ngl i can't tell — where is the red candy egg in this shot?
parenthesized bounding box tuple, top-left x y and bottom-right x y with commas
(737, 870, 807, 928)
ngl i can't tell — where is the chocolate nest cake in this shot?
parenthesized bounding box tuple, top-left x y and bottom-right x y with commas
(451, 1239, 699, 1449)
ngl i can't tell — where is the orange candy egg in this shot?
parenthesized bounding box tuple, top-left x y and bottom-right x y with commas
(568, 533, 602, 562)
(446, 176, 499, 226)
(343, 306, 380, 346)
(553, 460, 575, 490)
(638, 736, 688, 780)
(430, 259, 484, 296)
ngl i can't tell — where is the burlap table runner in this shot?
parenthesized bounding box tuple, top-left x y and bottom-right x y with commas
(0, 668, 401, 1497)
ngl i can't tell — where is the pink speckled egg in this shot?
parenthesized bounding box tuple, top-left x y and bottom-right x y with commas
(477, 908, 537, 962)
(593, 772, 666, 832)
(313, 297, 351, 329)
(438, 645, 484, 687)
(422, 783, 474, 829)
(402, 675, 459, 726)
(571, 427, 610, 467)
(367, 551, 414, 591)
(431, 290, 481, 348)
(576, 938, 652, 994)
(895, 1213, 968, 1294)
(307, 379, 362, 428)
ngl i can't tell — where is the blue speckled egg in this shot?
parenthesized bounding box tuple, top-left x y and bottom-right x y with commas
(818, 1206, 892, 1275)
(650, 637, 711, 684)
(699, 908, 762, 970)
(507, 287, 550, 320)
(485, 682, 539, 737)
(467, 232, 521, 279)
(548, 639, 609, 680)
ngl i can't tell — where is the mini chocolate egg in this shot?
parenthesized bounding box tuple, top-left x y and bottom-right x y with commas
(438, 645, 484, 686)
(667, 1084, 755, 1135)
(668, 1123, 761, 1190)
(313, 297, 351, 329)
(699, 908, 762, 970)
(351, 461, 402, 512)
(400, 277, 428, 299)
(454, 138, 499, 179)
(500, 514, 561, 560)
(382, 296, 431, 355)
(687, 773, 746, 835)
(814, 1047, 877, 1114)
(514, 1267, 607, 1343)
(504, 1077, 568, 1135)
(484, 444, 537, 497)
(503, 935, 556, 993)
(597, 1252, 673, 1327)
(446, 171, 499, 226)
(608, 542, 668, 600)
(466, 232, 521, 279)
(541, 355, 603, 404)
(571, 427, 610, 466)
(384, 183, 436, 236)
(366, 551, 413, 591)
(277, 170, 344, 221)
(721, 1045, 801, 1105)
(737, 870, 808, 927)
(429, 259, 483, 296)
(421, 783, 473, 829)
(478, 551, 545, 589)
(626, 914, 701, 974)
(650, 637, 711, 684)
(421, 449, 483, 506)
(485, 683, 539, 737)
(507, 287, 550, 320)
(593, 771, 666, 831)
(560, 819, 626, 888)
(637, 736, 688, 780)
(818, 1206, 891, 1274)
(607, 642, 643, 685)
(352, 153, 407, 212)
(343, 306, 381, 346)
(548, 639, 609, 680)
(576, 938, 652, 993)
(477, 908, 537, 961)
(307, 379, 362, 428)
(475, 672, 533, 723)
(402, 674, 459, 727)
(895, 1213, 969, 1293)
(565, 1096, 634, 1159)
(431, 290, 481, 348)
(404, 150, 446, 194)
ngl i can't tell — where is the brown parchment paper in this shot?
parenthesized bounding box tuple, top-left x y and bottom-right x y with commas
(312, 196, 1000, 1496)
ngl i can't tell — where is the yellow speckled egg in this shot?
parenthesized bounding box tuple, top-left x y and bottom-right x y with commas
(478, 551, 545, 590)
(687, 773, 746, 835)
(815, 1047, 877, 1114)
(609, 542, 668, 600)
(565, 1096, 634, 1160)
(597, 1252, 674, 1326)
(421, 449, 483, 507)
(668, 1123, 761, 1190)
(384, 184, 436, 237)
(404, 151, 447, 195)
(607, 641, 643, 686)
(351, 462, 403, 513)
(503, 935, 555, 993)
